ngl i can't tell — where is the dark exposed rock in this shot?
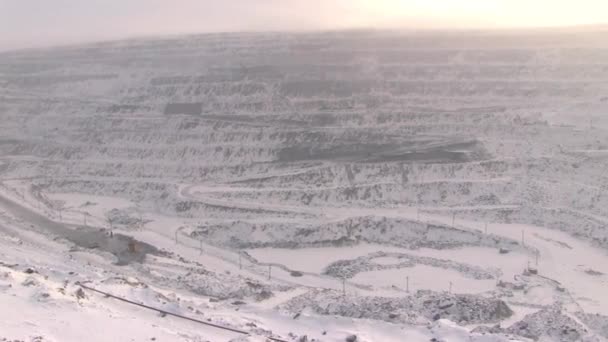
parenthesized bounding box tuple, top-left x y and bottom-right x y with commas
(507, 306, 586, 341)
(75, 287, 86, 300)
(290, 271, 304, 277)
(281, 290, 513, 325)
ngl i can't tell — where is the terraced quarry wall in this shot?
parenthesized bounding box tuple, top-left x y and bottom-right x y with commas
(1, 30, 608, 249)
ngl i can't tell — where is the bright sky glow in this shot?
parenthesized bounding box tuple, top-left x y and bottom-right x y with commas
(1, 0, 607, 50)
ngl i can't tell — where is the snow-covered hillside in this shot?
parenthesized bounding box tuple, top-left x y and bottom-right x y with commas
(1, 29, 608, 341)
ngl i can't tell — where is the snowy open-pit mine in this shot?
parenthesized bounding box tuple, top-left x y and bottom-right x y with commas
(2, 29, 608, 341)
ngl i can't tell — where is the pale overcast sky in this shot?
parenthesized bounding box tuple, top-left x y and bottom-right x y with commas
(1, 0, 607, 50)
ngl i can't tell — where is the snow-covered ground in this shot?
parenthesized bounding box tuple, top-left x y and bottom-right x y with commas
(248, 244, 410, 274)
(0, 188, 529, 342)
(2, 28, 608, 341)
(351, 265, 496, 294)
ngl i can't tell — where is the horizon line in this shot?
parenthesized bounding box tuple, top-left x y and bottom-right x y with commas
(2, 22, 607, 54)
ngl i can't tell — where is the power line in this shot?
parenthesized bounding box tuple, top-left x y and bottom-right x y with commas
(77, 283, 288, 342)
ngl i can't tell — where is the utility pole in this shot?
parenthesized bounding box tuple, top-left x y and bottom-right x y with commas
(107, 218, 114, 237)
(342, 278, 346, 297)
(449, 281, 453, 294)
(175, 230, 178, 244)
(406, 276, 410, 293)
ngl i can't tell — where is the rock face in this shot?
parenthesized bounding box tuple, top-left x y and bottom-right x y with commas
(576, 312, 608, 339)
(474, 306, 601, 342)
(506, 307, 586, 342)
(279, 290, 513, 325)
